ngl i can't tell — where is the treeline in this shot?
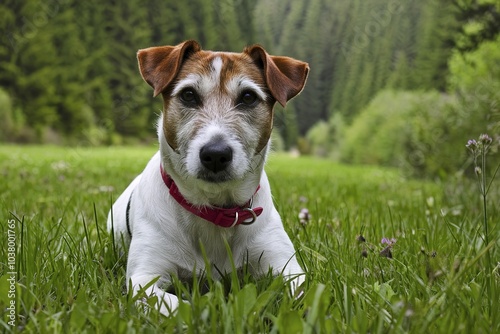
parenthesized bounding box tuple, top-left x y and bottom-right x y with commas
(1, 0, 499, 177)
(255, 0, 456, 135)
(0, 0, 257, 144)
(1, 0, 455, 144)
(303, 0, 500, 177)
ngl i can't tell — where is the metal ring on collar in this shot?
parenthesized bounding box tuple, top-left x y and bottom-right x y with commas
(241, 208, 258, 225)
(230, 212, 239, 228)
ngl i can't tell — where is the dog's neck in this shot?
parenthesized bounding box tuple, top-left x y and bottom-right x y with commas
(159, 164, 263, 227)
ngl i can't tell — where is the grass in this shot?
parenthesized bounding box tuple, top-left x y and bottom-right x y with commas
(0, 144, 498, 333)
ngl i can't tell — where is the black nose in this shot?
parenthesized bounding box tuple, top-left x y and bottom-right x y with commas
(199, 142, 233, 173)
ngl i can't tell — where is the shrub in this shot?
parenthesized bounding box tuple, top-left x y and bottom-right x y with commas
(340, 90, 418, 167)
(339, 90, 464, 177)
(339, 38, 500, 178)
(402, 93, 462, 178)
(306, 121, 330, 157)
(306, 113, 346, 159)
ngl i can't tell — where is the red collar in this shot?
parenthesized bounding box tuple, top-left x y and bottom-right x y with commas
(160, 165, 263, 228)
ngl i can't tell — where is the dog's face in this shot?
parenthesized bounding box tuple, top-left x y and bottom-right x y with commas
(137, 41, 308, 203)
(161, 50, 276, 184)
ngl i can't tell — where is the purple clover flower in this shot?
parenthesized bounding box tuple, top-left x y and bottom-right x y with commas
(380, 237, 396, 258)
(298, 208, 310, 225)
(381, 237, 397, 245)
(466, 139, 477, 151)
(479, 134, 492, 145)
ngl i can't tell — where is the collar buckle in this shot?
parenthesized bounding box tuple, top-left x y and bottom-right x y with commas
(240, 207, 258, 225)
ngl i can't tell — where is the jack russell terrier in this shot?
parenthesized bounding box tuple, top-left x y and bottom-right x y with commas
(107, 40, 309, 315)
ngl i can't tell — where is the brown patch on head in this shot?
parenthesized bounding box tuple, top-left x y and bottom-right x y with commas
(161, 50, 218, 151)
(137, 40, 201, 150)
(255, 104, 274, 153)
(160, 91, 179, 151)
(227, 54, 276, 153)
(218, 52, 276, 154)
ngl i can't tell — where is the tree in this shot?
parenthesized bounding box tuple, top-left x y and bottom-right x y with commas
(0, 0, 61, 140)
(104, 0, 152, 138)
(448, 34, 500, 134)
(450, 0, 500, 52)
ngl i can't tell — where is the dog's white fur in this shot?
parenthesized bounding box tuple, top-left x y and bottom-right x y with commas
(107, 41, 309, 315)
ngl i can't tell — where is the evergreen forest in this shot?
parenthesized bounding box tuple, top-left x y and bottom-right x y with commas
(1, 0, 499, 177)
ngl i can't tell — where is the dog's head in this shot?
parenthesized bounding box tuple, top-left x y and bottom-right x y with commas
(137, 40, 308, 205)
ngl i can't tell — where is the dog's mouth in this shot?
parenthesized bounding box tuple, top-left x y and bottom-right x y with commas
(197, 170, 234, 183)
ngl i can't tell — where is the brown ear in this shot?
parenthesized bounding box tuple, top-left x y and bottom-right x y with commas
(245, 45, 309, 107)
(137, 40, 202, 97)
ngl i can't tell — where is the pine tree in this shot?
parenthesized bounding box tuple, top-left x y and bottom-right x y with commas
(1, 0, 61, 140)
(387, 51, 410, 90)
(50, 6, 96, 138)
(73, 0, 115, 138)
(104, 0, 152, 138)
(412, 0, 456, 90)
(214, 0, 244, 50)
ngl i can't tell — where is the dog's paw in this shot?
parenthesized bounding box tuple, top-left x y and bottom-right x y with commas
(135, 292, 181, 317)
(288, 273, 306, 299)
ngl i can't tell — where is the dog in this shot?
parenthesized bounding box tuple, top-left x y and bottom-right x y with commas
(107, 40, 309, 315)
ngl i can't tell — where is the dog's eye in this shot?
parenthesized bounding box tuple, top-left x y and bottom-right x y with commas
(179, 88, 199, 106)
(238, 90, 259, 107)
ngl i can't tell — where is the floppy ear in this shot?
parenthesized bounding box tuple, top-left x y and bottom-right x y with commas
(137, 40, 202, 97)
(245, 45, 309, 107)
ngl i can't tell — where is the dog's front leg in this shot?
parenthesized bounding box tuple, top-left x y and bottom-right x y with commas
(126, 236, 182, 316)
(281, 260, 306, 294)
(251, 224, 306, 296)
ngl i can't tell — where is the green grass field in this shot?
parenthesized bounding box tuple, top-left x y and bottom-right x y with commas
(0, 145, 498, 333)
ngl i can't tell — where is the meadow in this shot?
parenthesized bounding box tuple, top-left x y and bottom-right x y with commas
(0, 145, 498, 333)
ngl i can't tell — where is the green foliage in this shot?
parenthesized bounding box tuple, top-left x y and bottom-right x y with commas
(448, 34, 500, 133)
(0, 146, 498, 332)
(0, 88, 13, 141)
(270, 130, 285, 153)
(0, 0, 458, 143)
(254, 0, 456, 134)
(0, 88, 35, 143)
(340, 90, 415, 167)
(340, 72, 499, 179)
(0, 0, 258, 144)
(451, 0, 500, 52)
(401, 93, 464, 178)
(446, 35, 500, 175)
(328, 6, 500, 179)
(339, 90, 468, 177)
(306, 112, 346, 158)
(274, 104, 300, 150)
(306, 121, 330, 157)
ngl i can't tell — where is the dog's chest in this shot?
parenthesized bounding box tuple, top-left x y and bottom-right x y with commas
(178, 223, 248, 277)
